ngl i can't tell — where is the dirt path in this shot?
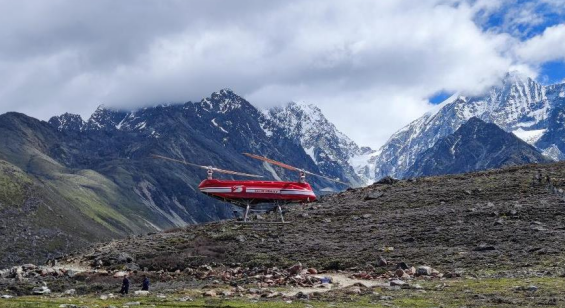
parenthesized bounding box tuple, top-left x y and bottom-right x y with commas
(282, 274, 386, 296)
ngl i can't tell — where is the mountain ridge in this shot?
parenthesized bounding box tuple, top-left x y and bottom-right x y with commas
(369, 72, 565, 180)
(405, 117, 551, 177)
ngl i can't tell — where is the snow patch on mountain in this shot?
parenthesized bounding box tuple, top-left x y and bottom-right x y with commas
(512, 128, 546, 145)
(264, 102, 372, 186)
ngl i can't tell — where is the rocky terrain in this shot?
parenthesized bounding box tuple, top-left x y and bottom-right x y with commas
(0, 89, 356, 269)
(2, 161, 565, 307)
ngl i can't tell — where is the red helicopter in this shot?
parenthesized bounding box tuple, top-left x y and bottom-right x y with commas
(152, 153, 348, 223)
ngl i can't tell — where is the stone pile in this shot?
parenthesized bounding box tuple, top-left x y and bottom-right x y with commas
(0, 264, 78, 281)
(350, 262, 447, 284)
(186, 262, 326, 288)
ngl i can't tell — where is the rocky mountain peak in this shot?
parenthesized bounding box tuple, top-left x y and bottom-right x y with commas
(199, 88, 250, 114)
(265, 101, 369, 186)
(83, 105, 128, 131)
(368, 72, 562, 181)
(48, 113, 85, 132)
(405, 117, 550, 177)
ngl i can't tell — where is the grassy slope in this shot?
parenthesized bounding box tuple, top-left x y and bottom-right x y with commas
(0, 160, 32, 210)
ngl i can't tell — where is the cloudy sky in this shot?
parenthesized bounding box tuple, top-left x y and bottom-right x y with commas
(1, 0, 564, 148)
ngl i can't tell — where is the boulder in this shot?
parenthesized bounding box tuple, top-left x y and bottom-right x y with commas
(364, 191, 384, 200)
(220, 290, 232, 297)
(203, 290, 217, 297)
(376, 256, 388, 267)
(288, 263, 302, 275)
(375, 176, 398, 185)
(1, 295, 13, 299)
(134, 290, 149, 296)
(117, 252, 134, 263)
(0, 270, 10, 278)
(113, 271, 128, 278)
(346, 287, 362, 295)
(390, 279, 407, 287)
(395, 269, 405, 277)
(396, 262, 409, 270)
(63, 289, 76, 296)
(65, 270, 77, 278)
(416, 266, 433, 276)
(32, 286, 51, 295)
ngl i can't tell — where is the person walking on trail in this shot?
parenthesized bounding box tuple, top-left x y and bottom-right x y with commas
(120, 275, 130, 295)
(142, 275, 150, 291)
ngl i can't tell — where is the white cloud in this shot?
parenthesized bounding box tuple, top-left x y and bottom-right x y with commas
(0, 0, 551, 148)
(515, 24, 565, 64)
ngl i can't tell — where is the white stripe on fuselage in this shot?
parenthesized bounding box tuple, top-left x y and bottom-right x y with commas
(200, 187, 315, 196)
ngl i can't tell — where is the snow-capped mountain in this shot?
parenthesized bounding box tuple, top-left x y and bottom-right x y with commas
(262, 102, 372, 187)
(370, 71, 565, 180)
(48, 89, 360, 191)
(405, 117, 550, 178)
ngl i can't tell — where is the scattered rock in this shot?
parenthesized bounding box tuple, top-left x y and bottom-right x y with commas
(346, 287, 362, 295)
(473, 245, 496, 252)
(220, 290, 232, 297)
(178, 296, 193, 302)
(124, 302, 140, 306)
(294, 291, 309, 299)
(375, 176, 398, 185)
(396, 262, 409, 270)
(527, 285, 538, 292)
(364, 191, 384, 200)
(203, 290, 216, 297)
(1, 295, 13, 299)
(376, 256, 388, 267)
(63, 289, 76, 296)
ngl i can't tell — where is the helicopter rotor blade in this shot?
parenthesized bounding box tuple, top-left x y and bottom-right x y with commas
(243, 153, 299, 171)
(242, 153, 349, 185)
(151, 154, 264, 178)
(301, 170, 350, 186)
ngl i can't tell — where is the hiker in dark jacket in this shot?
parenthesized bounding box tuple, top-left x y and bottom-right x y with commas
(120, 275, 130, 295)
(142, 275, 150, 291)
